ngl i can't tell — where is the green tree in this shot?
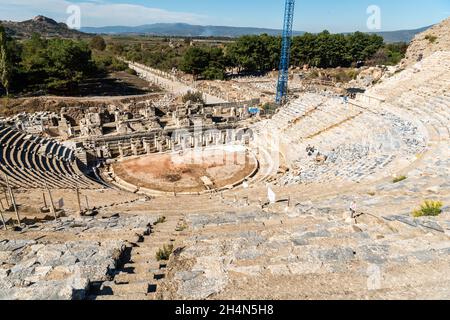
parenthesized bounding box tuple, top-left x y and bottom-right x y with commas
(202, 66, 225, 80)
(366, 42, 407, 66)
(0, 25, 11, 96)
(16, 35, 95, 93)
(115, 31, 389, 80)
(180, 47, 210, 78)
(227, 36, 255, 72)
(20, 33, 48, 86)
(347, 32, 384, 62)
(291, 32, 316, 67)
(45, 39, 93, 91)
(90, 35, 107, 51)
(108, 42, 125, 55)
(180, 46, 227, 80)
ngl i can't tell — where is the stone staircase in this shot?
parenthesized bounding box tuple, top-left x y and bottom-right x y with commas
(87, 214, 187, 300)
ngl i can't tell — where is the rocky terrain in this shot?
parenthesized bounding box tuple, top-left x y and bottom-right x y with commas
(0, 214, 158, 300)
(401, 17, 450, 67)
(160, 205, 450, 300)
(1, 15, 86, 39)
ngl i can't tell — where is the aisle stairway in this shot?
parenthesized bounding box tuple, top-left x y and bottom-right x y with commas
(88, 213, 187, 300)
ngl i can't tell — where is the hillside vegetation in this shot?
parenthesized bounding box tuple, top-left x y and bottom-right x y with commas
(0, 28, 127, 97)
(0, 26, 408, 96)
(116, 31, 407, 80)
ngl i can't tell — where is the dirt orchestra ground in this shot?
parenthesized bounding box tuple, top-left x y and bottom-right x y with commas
(113, 146, 258, 193)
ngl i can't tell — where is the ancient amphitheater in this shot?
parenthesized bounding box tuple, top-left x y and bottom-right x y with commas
(0, 21, 449, 300)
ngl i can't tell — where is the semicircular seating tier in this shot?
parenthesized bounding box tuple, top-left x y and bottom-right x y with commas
(252, 51, 449, 186)
(0, 125, 101, 189)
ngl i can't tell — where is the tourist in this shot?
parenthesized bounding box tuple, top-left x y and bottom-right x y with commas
(349, 201, 357, 218)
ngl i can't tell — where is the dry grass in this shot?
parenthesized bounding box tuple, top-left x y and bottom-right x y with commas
(393, 175, 407, 183)
(156, 244, 174, 261)
(412, 200, 443, 218)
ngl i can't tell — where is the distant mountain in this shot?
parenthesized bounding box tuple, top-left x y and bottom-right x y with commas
(81, 23, 305, 37)
(0, 16, 432, 43)
(1, 15, 86, 39)
(371, 26, 432, 43)
(82, 22, 433, 43)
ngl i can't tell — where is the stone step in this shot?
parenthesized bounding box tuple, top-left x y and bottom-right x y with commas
(153, 271, 166, 281)
(138, 240, 169, 246)
(155, 219, 182, 225)
(154, 228, 179, 233)
(133, 247, 158, 254)
(152, 230, 180, 237)
(139, 254, 172, 264)
(150, 232, 179, 239)
(134, 242, 175, 251)
(88, 292, 155, 300)
(122, 262, 157, 273)
(114, 272, 159, 285)
(154, 220, 180, 225)
(102, 281, 153, 295)
(133, 242, 176, 252)
(131, 254, 160, 264)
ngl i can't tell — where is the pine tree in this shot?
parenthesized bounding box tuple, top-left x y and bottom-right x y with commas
(0, 25, 11, 96)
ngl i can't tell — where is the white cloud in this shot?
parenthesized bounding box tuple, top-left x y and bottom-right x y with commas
(0, 0, 207, 27)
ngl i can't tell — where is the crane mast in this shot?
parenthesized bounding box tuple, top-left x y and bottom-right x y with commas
(276, 0, 296, 105)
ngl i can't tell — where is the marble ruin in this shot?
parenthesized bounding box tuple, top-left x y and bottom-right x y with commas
(0, 19, 450, 300)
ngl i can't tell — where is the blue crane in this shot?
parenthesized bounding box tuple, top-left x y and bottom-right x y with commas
(276, 0, 296, 105)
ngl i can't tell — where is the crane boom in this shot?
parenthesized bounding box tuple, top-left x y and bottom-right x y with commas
(276, 0, 295, 105)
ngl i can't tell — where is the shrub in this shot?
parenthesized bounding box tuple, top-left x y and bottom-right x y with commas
(110, 58, 128, 72)
(156, 244, 174, 261)
(425, 35, 438, 43)
(346, 69, 359, 80)
(155, 216, 166, 225)
(412, 200, 443, 218)
(90, 36, 107, 51)
(176, 223, 188, 232)
(125, 68, 137, 76)
(93, 55, 113, 72)
(333, 69, 359, 83)
(262, 102, 278, 114)
(393, 175, 407, 183)
(308, 70, 320, 79)
(182, 90, 204, 104)
(202, 66, 225, 80)
(93, 55, 127, 73)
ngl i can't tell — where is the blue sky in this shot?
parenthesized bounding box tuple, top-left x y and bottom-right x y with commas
(0, 0, 449, 32)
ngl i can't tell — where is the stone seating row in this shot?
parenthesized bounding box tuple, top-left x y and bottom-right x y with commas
(0, 125, 100, 189)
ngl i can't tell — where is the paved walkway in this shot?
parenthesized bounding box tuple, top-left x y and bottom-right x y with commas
(128, 62, 227, 104)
